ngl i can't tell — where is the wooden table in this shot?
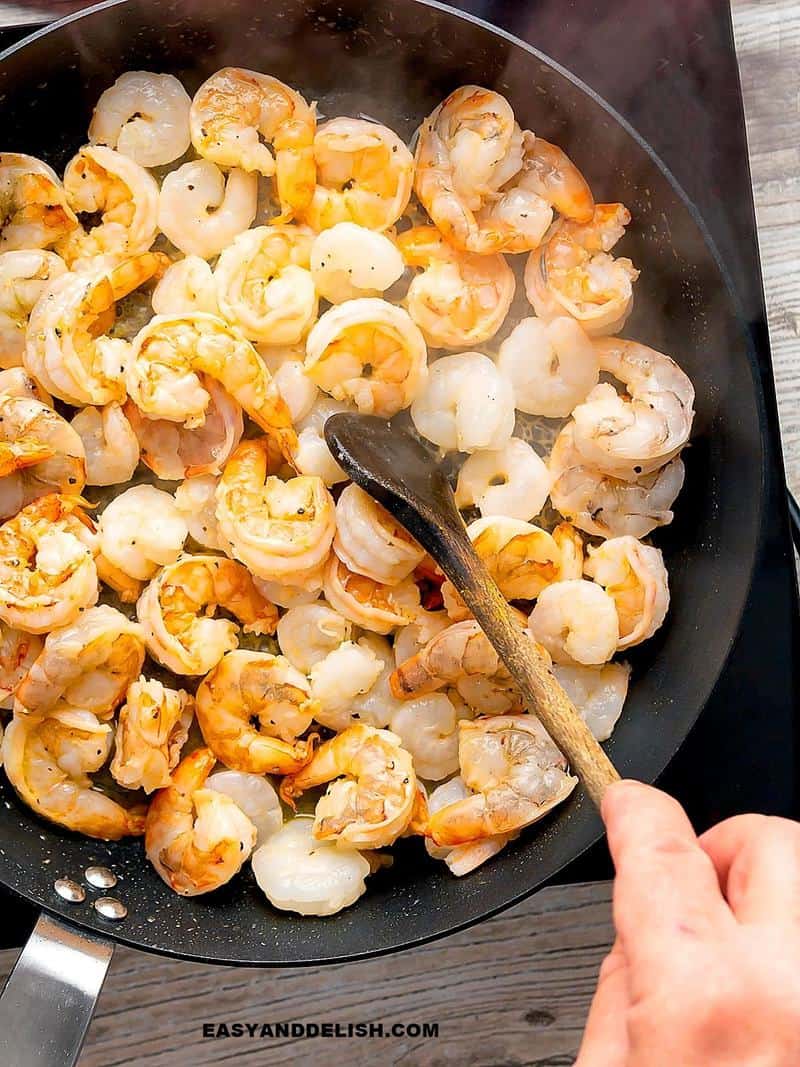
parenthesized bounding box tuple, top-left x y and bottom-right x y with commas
(0, 1, 795, 1062)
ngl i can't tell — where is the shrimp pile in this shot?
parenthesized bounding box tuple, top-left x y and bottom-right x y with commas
(0, 67, 694, 915)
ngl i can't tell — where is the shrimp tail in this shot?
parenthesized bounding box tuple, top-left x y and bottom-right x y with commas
(389, 655, 445, 700)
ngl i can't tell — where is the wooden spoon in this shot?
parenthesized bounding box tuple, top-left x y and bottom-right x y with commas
(324, 413, 620, 808)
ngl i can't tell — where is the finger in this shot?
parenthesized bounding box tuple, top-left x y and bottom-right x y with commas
(700, 814, 800, 924)
(574, 940, 630, 1067)
(603, 780, 733, 975)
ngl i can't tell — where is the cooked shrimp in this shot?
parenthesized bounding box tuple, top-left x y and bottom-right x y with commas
(126, 312, 297, 461)
(304, 298, 428, 417)
(58, 145, 159, 267)
(0, 394, 86, 521)
(190, 68, 315, 220)
(158, 160, 258, 259)
(427, 715, 577, 846)
(215, 438, 335, 582)
(333, 484, 425, 586)
(524, 203, 638, 336)
(25, 251, 164, 406)
(145, 746, 256, 896)
(527, 578, 619, 665)
(309, 638, 385, 732)
(293, 396, 350, 485)
(398, 226, 515, 349)
(89, 71, 192, 167)
(15, 603, 144, 718)
(196, 650, 317, 775)
(280, 723, 419, 848)
(256, 345, 318, 423)
(425, 775, 515, 875)
(323, 554, 419, 635)
(0, 367, 52, 403)
(3, 706, 146, 840)
(410, 351, 514, 454)
(276, 600, 352, 673)
(0, 153, 78, 252)
(310, 222, 404, 303)
(214, 224, 317, 344)
(583, 535, 669, 649)
(98, 485, 188, 581)
(151, 255, 220, 316)
(252, 816, 370, 916)
(548, 422, 685, 538)
(137, 553, 278, 675)
(455, 438, 550, 523)
(301, 117, 412, 232)
(0, 250, 67, 368)
(552, 662, 630, 742)
(571, 337, 695, 477)
(207, 770, 282, 844)
(496, 316, 599, 418)
(392, 609, 450, 667)
(254, 573, 324, 610)
(70, 402, 139, 486)
(174, 474, 226, 551)
(110, 676, 193, 793)
(125, 377, 244, 481)
(0, 623, 42, 709)
(0, 494, 98, 634)
(390, 690, 471, 781)
(349, 633, 405, 728)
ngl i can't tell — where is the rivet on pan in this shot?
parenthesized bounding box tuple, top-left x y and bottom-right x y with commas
(94, 897, 127, 921)
(54, 878, 85, 904)
(85, 866, 117, 889)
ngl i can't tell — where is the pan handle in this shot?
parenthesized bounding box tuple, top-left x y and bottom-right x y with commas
(0, 912, 113, 1066)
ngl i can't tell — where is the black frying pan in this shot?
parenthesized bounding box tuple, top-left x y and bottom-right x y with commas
(0, 0, 767, 1060)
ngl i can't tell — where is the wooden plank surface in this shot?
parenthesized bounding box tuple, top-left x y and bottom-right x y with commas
(0, 1, 796, 1064)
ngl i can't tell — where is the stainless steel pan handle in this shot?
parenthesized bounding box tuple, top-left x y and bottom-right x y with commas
(0, 913, 112, 1066)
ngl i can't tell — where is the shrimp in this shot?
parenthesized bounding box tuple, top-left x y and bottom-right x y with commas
(310, 222, 404, 303)
(257, 345, 318, 423)
(309, 638, 385, 732)
(333, 483, 425, 586)
(190, 68, 316, 220)
(215, 438, 335, 582)
(125, 378, 244, 482)
(527, 578, 619, 665)
(571, 338, 695, 478)
(3, 707, 146, 840)
(0, 395, 86, 521)
(427, 715, 577, 846)
(0, 153, 78, 252)
(301, 117, 413, 232)
(390, 690, 472, 781)
(174, 474, 226, 551)
(89, 71, 192, 167)
(0, 250, 67, 368)
(397, 226, 515, 349)
(252, 816, 370, 916)
(276, 600, 352, 673)
(137, 553, 277, 676)
(25, 251, 164, 406)
(304, 298, 428, 418)
(0, 367, 52, 403)
(425, 775, 516, 875)
(125, 313, 297, 461)
(280, 724, 419, 849)
(158, 160, 257, 259)
(15, 604, 145, 718)
(411, 351, 515, 454)
(455, 438, 551, 523)
(524, 203, 639, 337)
(0, 623, 43, 710)
(145, 747, 256, 896)
(151, 255, 219, 317)
(195, 650, 317, 775)
(0, 494, 98, 634)
(98, 485, 188, 581)
(583, 536, 669, 649)
(110, 676, 193, 793)
(207, 770, 282, 844)
(70, 402, 139, 486)
(323, 554, 420, 635)
(548, 422, 685, 538)
(496, 316, 599, 418)
(552, 662, 630, 742)
(254, 574, 324, 610)
(293, 396, 350, 485)
(393, 610, 450, 668)
(58, 145, 159, 267)
(214, 224, 317, 344)
(348, 633, 405, 728)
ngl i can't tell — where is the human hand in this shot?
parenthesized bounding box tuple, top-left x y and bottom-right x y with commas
(575, 780, 800, 1066)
